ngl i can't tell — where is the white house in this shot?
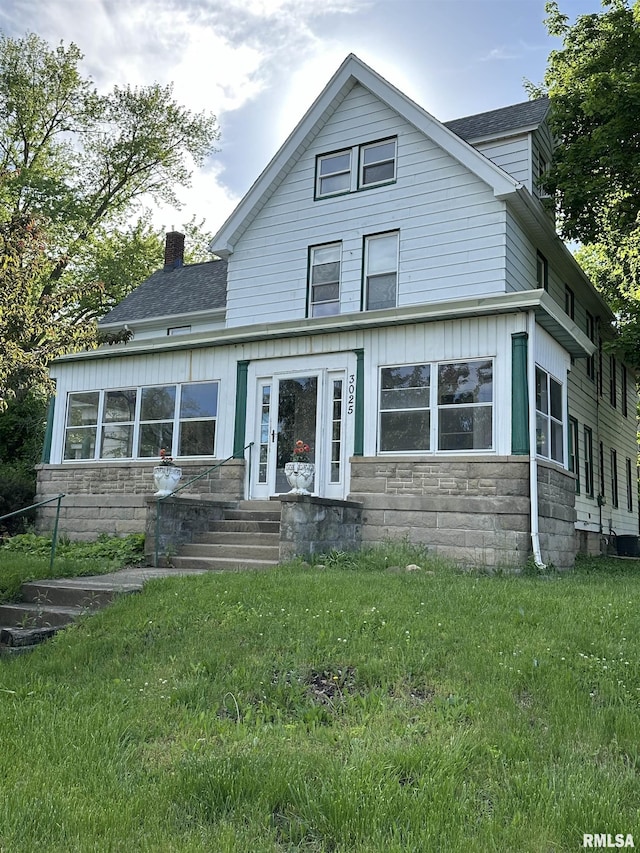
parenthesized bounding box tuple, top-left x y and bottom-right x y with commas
(36, 55, 638, 568)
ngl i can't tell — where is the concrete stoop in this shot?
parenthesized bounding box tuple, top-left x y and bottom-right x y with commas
(169, 500, 282, 571)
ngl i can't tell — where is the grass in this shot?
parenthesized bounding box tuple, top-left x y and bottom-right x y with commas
(0, 545, 639, 851)
(0, 533, 145, 602)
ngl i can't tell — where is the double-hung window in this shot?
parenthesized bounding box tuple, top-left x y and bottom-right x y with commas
(569, 417, 579, 493)
(364, 232, 398, 310)
(309, 243, 341, 316)
(535, 367, 563, 463)
(583, 426, 594, 497)
(586, 312, 595, 381)
(316, 138, 396, 198)
(378, 359, 493, 453)
(611, 449, 619, 508)
(609, 355, 617, 408)
(360, 139, 397, 187)
(316, 150, 351, 197)
(626, 458, 634, 513)
(536, 252, 548, 291)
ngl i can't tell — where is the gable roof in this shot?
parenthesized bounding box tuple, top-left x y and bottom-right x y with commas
(99, 258, 227, 327)
(445, 97, 550, 143)
(210, 53, 522, 258)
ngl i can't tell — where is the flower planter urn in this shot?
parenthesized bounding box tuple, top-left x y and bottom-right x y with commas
(284, 462, 315, 495)
(153, 465, 182, 497)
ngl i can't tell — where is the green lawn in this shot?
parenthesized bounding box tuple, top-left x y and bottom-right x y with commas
(1, 546, 639, 851)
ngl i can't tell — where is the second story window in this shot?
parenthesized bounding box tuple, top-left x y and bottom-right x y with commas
(309, 243, 341, 317)
(564, 285, 574, 320)
(622, 364, 628, 417)
(364, 232, 399, 311)
(536, 251, 549, 291)
(609, 355, 617, 408)
(586, 312, 595, 382)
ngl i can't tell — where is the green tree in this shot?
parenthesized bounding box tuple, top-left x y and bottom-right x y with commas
(541, 0, 640, 365)
(0, 32, 220, 406)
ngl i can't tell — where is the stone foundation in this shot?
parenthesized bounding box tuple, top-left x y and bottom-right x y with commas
(537, 461, 577, 569)
(349, 456, 532, 568)
(35, 460, 245, 540)
(277, 494, 362, 561)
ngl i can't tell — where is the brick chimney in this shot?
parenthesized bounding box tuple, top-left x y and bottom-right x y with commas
(164, 231, 185, 271)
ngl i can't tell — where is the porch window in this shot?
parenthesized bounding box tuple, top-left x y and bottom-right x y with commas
(379, 365, 430, 452)
(178, 382, 218, 456)
(364, 232, 398, 311)
(62, 381, 219, 461)
(101, 389, 137, 459)
(535, 367, 563, 463)
(138, 386, 176, 458)
(63, 392, 99, 460)
(438, 360, 493, 451)
(309, 243, 341, 316)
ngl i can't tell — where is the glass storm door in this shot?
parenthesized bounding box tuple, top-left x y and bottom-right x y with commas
(250, 365, 348, 500)
(253, 375, 319, 498)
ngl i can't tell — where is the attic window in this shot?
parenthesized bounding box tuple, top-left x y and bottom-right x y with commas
(168, 325, 191, 336)
(316, 137, 397, 198)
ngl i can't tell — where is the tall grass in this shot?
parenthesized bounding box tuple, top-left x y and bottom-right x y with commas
(0, 550, 639, 851)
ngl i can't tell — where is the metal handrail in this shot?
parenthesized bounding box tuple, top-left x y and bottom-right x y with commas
(154, 443, 254, 567)
(0, 493, 66, 572)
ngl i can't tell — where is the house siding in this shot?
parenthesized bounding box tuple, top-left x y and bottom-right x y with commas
(475, 134, 531, 189)
(225, 84, 508, 327)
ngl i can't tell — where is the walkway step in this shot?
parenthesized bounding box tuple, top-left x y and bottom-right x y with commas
(180, 542, 280, 560)
(193, 531, 280, 546)
(20, 580, 129, 609)
(170, 555, 279, 571)
(223, 509, 281, 523)
(0, 602, 96, 629)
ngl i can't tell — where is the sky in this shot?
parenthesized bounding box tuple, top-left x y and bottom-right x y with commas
(0, 0, 606, 239)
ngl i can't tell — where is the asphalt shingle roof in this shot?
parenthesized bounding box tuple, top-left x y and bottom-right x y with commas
(99, 258, 227, 326)
(444, 97, 549, 142)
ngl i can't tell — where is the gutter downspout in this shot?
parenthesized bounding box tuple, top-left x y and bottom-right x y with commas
(527, 309, 546, 569)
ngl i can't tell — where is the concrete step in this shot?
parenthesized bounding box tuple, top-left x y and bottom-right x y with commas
(0, 603, 96, 629)
(20, 580, 127, 609)
(208, 519, 280, 534)
(179, 542, 280, 561)
(193, 530, 280, 546)
(170, 555, 279, 571)
(223, 509, 281, 523)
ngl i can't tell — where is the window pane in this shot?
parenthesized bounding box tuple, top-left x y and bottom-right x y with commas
(381, 387, 430, 409)
(550, 378, 562, 420)
(312, 282, 339, 303)
(536, 413, 549, 457)
(380, 410, 430, 451)
(367, 234, 397, 274)
(363, 161, 394, 185)
(438, 361, 493, 405)
(312, 244, 340, 266)
(438, 406, 492, 450)
(381, 365, 430, 390)
(551, 420, 563, 463)
(312, 300, 339, 317)
(320, 173, 350, 195)
(141, 386, 176, 421)
(180, 383, 218, 419)
(363, 141, 396, 165)
(103, 389, 137, 422)
(179, 421, 216, 456)
(67, 392, 99, 427)
(319, 152, 350, 175)
(64, 427, 96, 460)
(367, 273, 396, 309)
(311, 261, 340, 285)
(101, 425, 133, 459)
(138, 423, 173, 457)
(535, 368, 548, 414)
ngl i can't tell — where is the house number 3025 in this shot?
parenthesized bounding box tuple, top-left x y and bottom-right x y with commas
(347, 373, 355, 415)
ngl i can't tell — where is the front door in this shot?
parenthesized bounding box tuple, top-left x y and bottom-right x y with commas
(249, 361, 350, 500)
